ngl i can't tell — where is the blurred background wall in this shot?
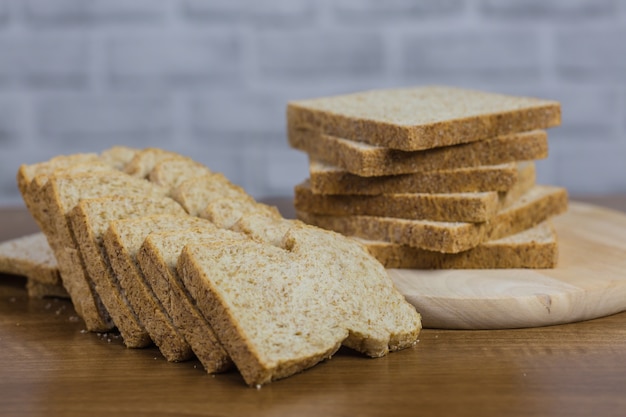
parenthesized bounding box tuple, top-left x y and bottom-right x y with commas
(0, 0, 625, 205)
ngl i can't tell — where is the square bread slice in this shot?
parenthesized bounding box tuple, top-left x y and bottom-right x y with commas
(41, 170, 170, 332)
(103, 214, 218, 364)
(148, 156, 213, 191)
(177, 223, 422, 386)
(287, 85, 560, 151)
(0, 233, 60, 285)
(294, 163, 534, 223)
(308, 161, 532, 195)
(171, 173, 250, 216)
(289, 128, 548, 177)
(359, 221, 558, 269)
(123, 148, 187, 179)
(199, 196, 282, 230)
(297, 185, 569, 253)
(69, 195, 186, 348)
(136, 227, 247, 374)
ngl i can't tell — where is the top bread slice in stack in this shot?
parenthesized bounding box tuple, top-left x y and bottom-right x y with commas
(287, 85, 568, 269)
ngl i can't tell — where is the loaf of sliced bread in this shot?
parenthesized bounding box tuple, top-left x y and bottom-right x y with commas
(177, 223, 422, 386)
(0, 233, 60, 285)
(297, 185, 568, 253)
(103, 214, 216, 363)
(40, 170, 170, 331)
(289, 128, 548, 177)
(308, 161, 532, 195)
(287, 86, 560, 151)
(136, 227, 247, 374)
(360, 221, 558, 269)
(69, 195, 186, 348)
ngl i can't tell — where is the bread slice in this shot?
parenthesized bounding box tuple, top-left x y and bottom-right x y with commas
(296, 161, 536, 222)
(289, 128, 548, 177)
(136, 227, 247, 373)
(308, 160, 529, 195)
(200, 196, 282, 230)
(360, 221, 558, 269)
(148, 156, 213, 191)
(177, 223, 422, 386)
(17, 154, 101, 231)
(297, 185, 568, 253)
(99, 146, 140, 170)
(41, 170, 169, 331)
(171, 173, 250, 216)
(123, 148, 185, 179)
(0, 233, 60, 285)
(103, 215, 216, 363)
(69, 195, 186, 348)
(287, 85, 560, 151)
(26, 279, 70, 299)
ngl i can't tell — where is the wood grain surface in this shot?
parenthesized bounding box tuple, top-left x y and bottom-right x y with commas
(390, 202, 626, 329)
(1, 197, 626, 417)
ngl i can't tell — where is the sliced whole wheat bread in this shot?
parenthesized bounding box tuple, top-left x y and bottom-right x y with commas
(360, 221, 558, 269)
(294, 163, 534, 223)
(308, 160, 531, 195)
(200, 196, 282, 230)
(0, 233, 61, 285)
(69, 195, 186, 348)
(99, 146, 140, 170)
(177, 223, 422, 386)
(171, 173, 250, 216)
(103, 214, 216, 363)
(287, 85, 560, 151)
(297, 185, 568, 253)
(148, 156, 213, 191)
(41, 170, 170, 331)
(123, 148, 184, 179)
(289, 128, 548, 177)
(136, 227, 246, 373)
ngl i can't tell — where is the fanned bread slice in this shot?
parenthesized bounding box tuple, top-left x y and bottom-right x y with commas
(99, 146, 140, 170)
(200, 196, 282, 229)
(69, 195, 186, 348)
(148, 156, 213, 191)
(136, 227, 246, 373)
(295, 163, 536, 223)
(171, 173, 250, 216)
(123, 148, 185, 179)
(287, 85, 560, 151)
(309, 160, 530, 195)
(41, 170, 169, 331)
(360, 221, 558, 269)
(177, 223, 422, 386)
(297, 185, 569, 253)
(289, 128, 548, 177)
(17, 154, 101, 231)
(103, 215, 215, 363)
(0, 233, 60, 285)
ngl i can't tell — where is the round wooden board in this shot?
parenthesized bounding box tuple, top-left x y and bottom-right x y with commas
(389, 202, 626, 329)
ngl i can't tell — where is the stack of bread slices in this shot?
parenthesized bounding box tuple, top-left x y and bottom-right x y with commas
(13, 147, 421, 386)
(288, 86, 569, 269)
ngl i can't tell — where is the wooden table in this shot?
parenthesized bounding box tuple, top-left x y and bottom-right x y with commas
(2, 197, 626, 417)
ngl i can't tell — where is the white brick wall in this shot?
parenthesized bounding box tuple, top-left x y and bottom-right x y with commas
(0, 0, 625, 206)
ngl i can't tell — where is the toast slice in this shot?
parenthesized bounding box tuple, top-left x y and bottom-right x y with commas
(177, 223, 422, 386)
(308, 160, 531, 195)
(136, 227, 246, 373)
(297, 185, 569, 253)
(171, 173, 250, 216)
(41, 170, 169, 331)
(287, 85, 560, 151)
(0, 233, 60, 285)
(69, 195, 186, 348)
(103, 214, 216, 363)
(360, 221, 558, 269)
(289, 128, 548, 177)
(294, 163, 534, 223)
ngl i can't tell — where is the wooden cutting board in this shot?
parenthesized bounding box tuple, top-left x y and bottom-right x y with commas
(389, 202, 626, 330)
